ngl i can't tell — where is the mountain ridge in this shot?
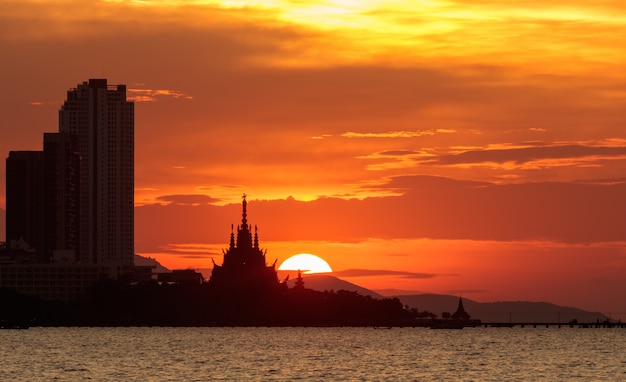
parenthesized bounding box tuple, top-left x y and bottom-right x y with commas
(134, 259, 609, 323)
(395, 293, 610, 323)
(286, 274, 610, 323)
(285, 273, 383, 299)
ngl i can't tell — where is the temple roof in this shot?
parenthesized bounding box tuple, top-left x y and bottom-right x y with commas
(208, 194, 280, 290)
(452, 296, 471, 321)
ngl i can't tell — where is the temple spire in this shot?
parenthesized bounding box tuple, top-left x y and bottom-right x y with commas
(294, 270, 305, 289)
(209, 194, 281, 291)
(241, 194, 248, 227)
(229, 224, 235, 249)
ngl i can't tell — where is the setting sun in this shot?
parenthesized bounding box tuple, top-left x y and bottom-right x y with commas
(278, 253, 333, 274)
(3, 0, 626, 320)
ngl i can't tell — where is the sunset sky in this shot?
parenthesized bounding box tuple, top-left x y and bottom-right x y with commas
(1, 0, 626, 318)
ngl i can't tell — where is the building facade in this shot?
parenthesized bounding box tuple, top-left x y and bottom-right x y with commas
(5, 151, 43, 259)
(2, 79, 135, 300)
(59, 79, 134, 266)
(43, 132, 80, 263)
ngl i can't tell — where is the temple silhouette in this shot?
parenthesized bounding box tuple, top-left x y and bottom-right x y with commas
(427, 295, 480, 329)
(452, 295, 471, 321)
(208, 195, 282, 291)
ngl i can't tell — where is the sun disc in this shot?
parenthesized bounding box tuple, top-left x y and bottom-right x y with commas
(278, 253, 333, 274)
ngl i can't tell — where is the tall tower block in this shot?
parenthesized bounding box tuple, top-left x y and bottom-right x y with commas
(5, 151, 43, 258)
(59, 79, 134, 266)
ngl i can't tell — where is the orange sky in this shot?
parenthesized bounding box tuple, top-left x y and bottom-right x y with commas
(1, 0, 626, 318)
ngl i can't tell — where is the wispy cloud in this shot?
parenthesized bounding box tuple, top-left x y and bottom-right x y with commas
(356, 140, 626, 177)
(159, 243, 222, 255)
(341, 129, 455, 139)
(156, 194, 221, 205)
(333, 268, 437, 279)
(431, 144, 626, 167)
(127, 88, 193, 102)
(358, 149, 435, 171)
(28, 100, 59, 106)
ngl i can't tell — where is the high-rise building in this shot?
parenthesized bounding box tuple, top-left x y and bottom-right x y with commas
(2, 79, 135, 301)
(43, 132, 80, 262)
(5, 151, 43, 259)
(5, 134, 81, 264)
(59, 79, 134, 266)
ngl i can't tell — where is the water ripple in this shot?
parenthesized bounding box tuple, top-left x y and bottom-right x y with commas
(0, 327, 624, 380)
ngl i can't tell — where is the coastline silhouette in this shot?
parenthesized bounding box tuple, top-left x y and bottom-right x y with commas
(1, 195, 412, 327)
(1, 198, 618, 328)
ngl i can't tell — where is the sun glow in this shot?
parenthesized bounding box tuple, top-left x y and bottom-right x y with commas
(100, 0, 626, 71)
(278, 253, 333, 274)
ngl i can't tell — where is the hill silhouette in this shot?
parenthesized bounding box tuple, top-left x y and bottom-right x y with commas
(129, 258, 610, 324)
(278, 274, 609, 323)
(396, 294, 609, 323)
(285, 274, 383, 299)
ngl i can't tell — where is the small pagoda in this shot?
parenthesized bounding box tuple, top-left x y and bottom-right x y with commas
(208, 195, 281, 291)
(430, 296, 479, 328)
(451, 296, 471, 321)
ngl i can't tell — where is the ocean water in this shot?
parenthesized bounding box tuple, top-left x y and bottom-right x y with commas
(1, 327, 625, 381)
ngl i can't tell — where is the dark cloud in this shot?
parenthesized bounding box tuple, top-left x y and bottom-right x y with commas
(378, 150, 421, 157)
(333, 269, 438, 279)
(180, 254, 216, 260)
(136, 176, 626, 251)
(155, 194, 221, 205)
(432, 145, 626, 166)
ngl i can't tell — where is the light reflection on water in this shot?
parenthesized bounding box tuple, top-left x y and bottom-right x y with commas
(1, 327, 625, 381)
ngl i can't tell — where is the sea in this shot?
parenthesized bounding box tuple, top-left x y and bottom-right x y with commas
(1, 327, 625, 381)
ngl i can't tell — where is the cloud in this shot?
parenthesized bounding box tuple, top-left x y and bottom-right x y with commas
(357, 141, 626, 178)
(155, 194, 221, 205)
(377, 150, 420, 157)
(432, 144, 626, 167)
(127, 88, 193, 102)
(333, 269, 437, 279)
(341, 129, 455, 139)
(160, 243, 220, 254)
(28, 100, 59, 106)
(135, 177, 626, 249)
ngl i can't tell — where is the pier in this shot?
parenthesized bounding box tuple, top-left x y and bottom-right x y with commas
(482, 321, 626, 328)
